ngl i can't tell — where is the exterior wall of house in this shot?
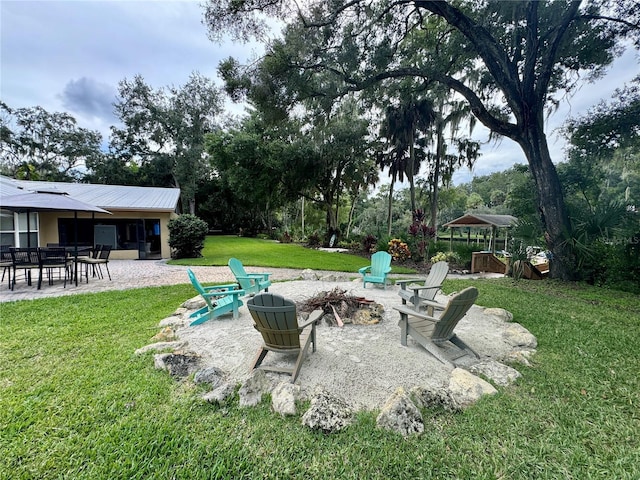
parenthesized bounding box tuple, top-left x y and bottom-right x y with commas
(37, 210, 176, 259)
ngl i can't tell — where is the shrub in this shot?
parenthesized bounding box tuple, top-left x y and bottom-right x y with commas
(307, 231, 322, 248)
(430, 251, 461, 264)
(451, 243, 486, 268)
(388, 238, 411, 261)
(280, 231, 293, 243)
(376, 234, 393, 254)
(362, 234, 377, 253)
(407, 209, 436, 262)
(168, 214, 209, 259)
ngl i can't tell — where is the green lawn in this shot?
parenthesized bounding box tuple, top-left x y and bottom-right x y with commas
(169, 235, 416, 273)
(1, 247, 639, 478)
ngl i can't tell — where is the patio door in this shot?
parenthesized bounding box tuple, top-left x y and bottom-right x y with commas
(137, 220, 146, 259)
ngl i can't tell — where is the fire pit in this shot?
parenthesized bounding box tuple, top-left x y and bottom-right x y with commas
(299, 287, 384, 327)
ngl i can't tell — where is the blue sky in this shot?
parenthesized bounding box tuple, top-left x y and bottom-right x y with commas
(1, 1, 639, 185)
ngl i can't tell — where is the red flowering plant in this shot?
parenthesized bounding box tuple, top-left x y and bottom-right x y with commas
(408, 209, 436, 263)
(388, 238, 411, 261)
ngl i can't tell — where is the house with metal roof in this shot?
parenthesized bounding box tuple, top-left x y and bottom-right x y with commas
(0, 175, 181, 259)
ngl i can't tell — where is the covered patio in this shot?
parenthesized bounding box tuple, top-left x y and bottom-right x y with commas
(443, 214, 518, 274)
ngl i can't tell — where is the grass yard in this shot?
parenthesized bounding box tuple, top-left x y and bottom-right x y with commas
(1, 244, 639, 478)
(169, 235, 417, 274)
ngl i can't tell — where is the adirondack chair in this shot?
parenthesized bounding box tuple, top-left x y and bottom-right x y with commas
(186, 268, 245, 326)
(228, 258, 272, 296)
(394, 287, 480, 365)
(247, 293, 323, 383)
(358, 251, 392, 289)
(397, 261, 449, 312)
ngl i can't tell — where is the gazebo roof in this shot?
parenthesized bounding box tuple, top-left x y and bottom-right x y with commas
(443, 213, 518, 228)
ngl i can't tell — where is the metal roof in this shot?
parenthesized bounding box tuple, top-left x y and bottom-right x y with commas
(0, 176, 180, 212)
(1, 191, 112, 214)
(443, 214, 518, 228)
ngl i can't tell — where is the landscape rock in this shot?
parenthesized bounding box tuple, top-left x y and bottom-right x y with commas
(503, 323, 538, 348)
(351, 303, 384, 325)
(238, 369, 272, 407)
(410, 383, 453, 410)
(182, 296, 206, 311)
(318, 273, 350, 282)
(301, 387, 354, 433)
(158, 314, 186, 327)
(469, 360, 521, 386)
(500, 349, 536, 366)
(202, 381, 236, 404)
(300, 269, 318, 280)
(483, 307, 514, 322)
(376, 387, 424, 437)
(154, 352, 200, 378)
(448, 368, 497, 410)
(271, 382, 300, 416)
(134, 341, 185, 355)
(194, 366, 227, 388)
(151, 326, 176, 342)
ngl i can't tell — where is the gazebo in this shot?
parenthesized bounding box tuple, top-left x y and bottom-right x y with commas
(442, 214, 518, 274)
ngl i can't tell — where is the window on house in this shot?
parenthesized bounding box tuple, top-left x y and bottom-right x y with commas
(0, 210, 39, 247)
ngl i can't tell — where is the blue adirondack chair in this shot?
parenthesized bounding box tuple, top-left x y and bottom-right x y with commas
(186, 268, 244, 326)
(228, 258, 272, 296)
(358, 251, 392, 289)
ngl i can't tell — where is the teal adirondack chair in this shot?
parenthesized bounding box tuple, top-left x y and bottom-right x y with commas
(358, 251, 392, 289)
(187, 268, 244, 326)
(228, 258, 272, 296)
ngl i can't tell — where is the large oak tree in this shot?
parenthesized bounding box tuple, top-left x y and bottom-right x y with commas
(204, 0, 639, 280)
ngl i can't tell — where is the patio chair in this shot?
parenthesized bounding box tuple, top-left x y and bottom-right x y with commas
(186, 268, 245, 326)
(38, 247, 72, 289)
(1, 246, 12, 288)
(247, 293, 323, 383)
(397, 261, 449, 312)
(358, 251, 392, 289)
(228, 257, 271, 296)
(9, 247, 40, 290)
(79, 245, 112, 281)
(394, 287, 480, 365)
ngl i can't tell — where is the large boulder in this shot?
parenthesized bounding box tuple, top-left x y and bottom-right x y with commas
(202, 382, 236, 404)
(271, 382, 301, 416)
(194, 366, 227, 389)
(238, 369, 272, 408)
(503, 323, 538, 348)
(448, 368, 497, 410)
(301, 387, 354, 433)
(134, 341, 185, 356)
(376, 387, 424, 437)
(469, 360, 521, 387)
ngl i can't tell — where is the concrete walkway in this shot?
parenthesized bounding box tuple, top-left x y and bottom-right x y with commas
(1, 259, 504, 303)
(0, 260, 308, 303)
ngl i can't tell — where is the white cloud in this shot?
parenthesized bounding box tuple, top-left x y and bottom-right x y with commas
(0, 0, 262, 140)
(1, 1, 637, 180)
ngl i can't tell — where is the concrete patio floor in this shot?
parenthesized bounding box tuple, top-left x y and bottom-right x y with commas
(1, 259, 504, 303)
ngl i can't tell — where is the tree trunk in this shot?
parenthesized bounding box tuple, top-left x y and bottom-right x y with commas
(387, 181, 394, 236)
(408, 130, 416, 212)
(430, 126, 444, 232)
(346, 193, 358, 239)
(517, 124, 576, 280)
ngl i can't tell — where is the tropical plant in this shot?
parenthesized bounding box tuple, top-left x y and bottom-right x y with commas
(387, 238, 411, 261)
(407, 208, 436, 262)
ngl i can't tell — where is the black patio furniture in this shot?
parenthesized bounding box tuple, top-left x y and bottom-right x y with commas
(38, 247, 73, 289)
(9, 247, 40, 290)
